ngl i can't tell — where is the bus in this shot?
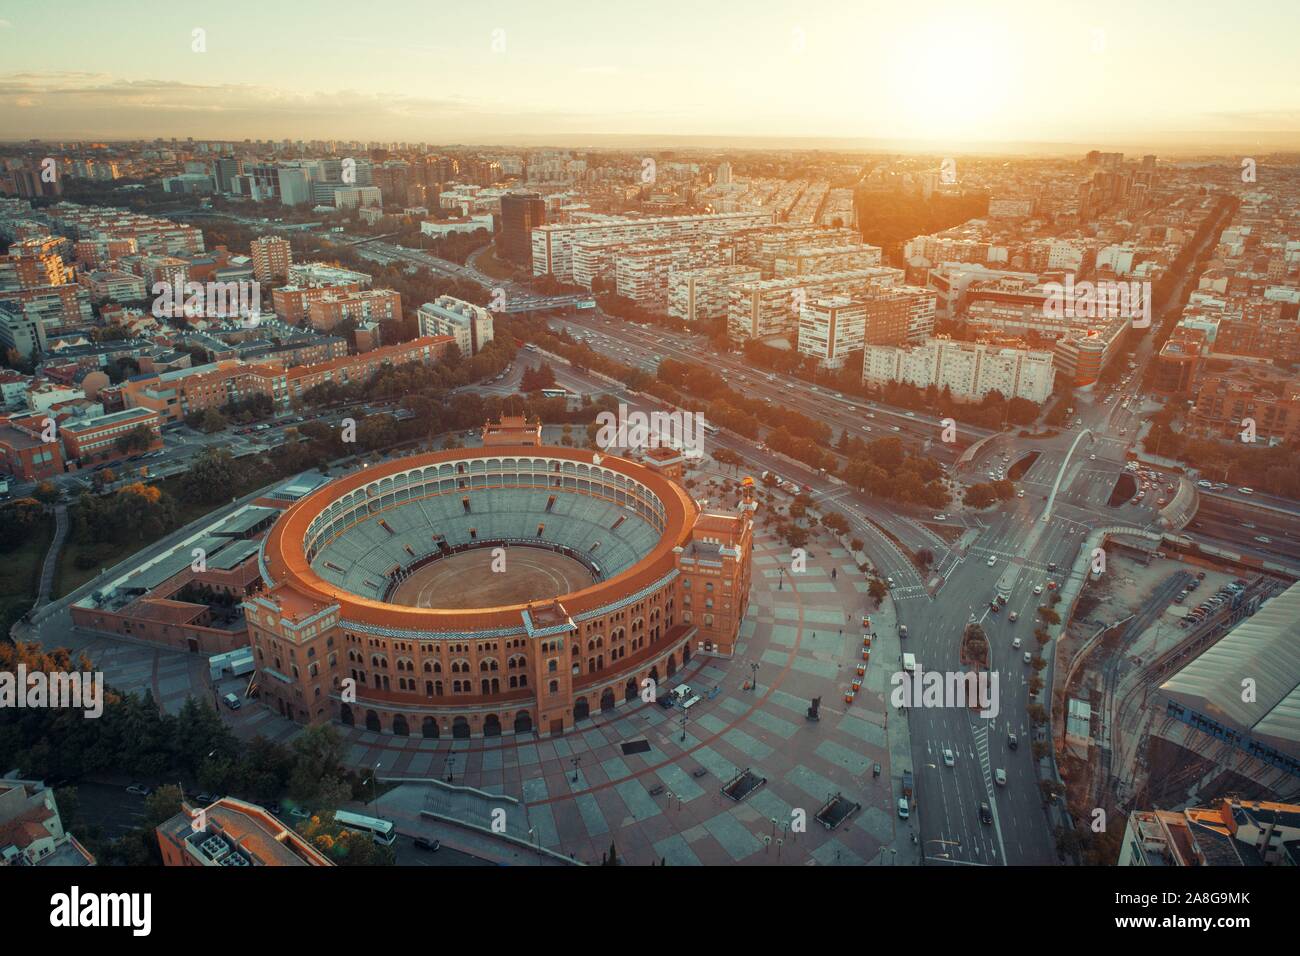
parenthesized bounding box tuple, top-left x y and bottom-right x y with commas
(540, 388, 570, 399)
(575, 299, 597, 310)
(333, 809, 397, 846)
(702, 421, 720, 436)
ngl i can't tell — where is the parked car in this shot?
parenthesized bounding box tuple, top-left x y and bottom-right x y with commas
(897, 797, 910, 819)
(979, 802, 993, 824)
(413, 837, 441, 852)
(126, 784, 151, 796)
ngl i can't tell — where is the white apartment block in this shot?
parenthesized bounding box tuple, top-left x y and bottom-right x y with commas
(742, 226, 860, 276)
(904, 234, 996, 267)
(417, 295, 495, 356)
(862, 337, 1056, 404)
(530, 211, 773, 280)
(727, 267, 903, 344)
(614, 239, 733, 308)
(774, 243, 883, 277)
(333, 186, 382, 210)
(668, 265, 761, 323)
(797, 297, 867, 370)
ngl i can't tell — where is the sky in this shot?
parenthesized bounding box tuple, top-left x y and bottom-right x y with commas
(1, 0, 1298, 151)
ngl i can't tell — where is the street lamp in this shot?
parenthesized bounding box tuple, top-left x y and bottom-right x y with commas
(571, 755, 582, 783)
(748, 661, 760, 692)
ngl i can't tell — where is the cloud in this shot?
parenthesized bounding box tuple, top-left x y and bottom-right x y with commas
(0, 71, 614, 140)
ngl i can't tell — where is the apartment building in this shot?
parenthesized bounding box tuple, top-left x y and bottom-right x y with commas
(78, 269, 146, 303)
(862, 337, 1056, 403)
(740, 226, 861, 276)
(0, 778, 95, 867)
(615, 238, 733, 308)
(251, 235, 293, 285)
(668, 264, 761, 323)
(417, 295, 495, 355)
(157, 797, 332, 867)
(122, 360, 274, 422)
(1190, 368, 1300, 445)
(797, 290, 912, 370)
(0, 299, 48, 358)
(279, 335, 453, 402)
(0, 251, 75, 290)
(39, 203, 205, 256)
(531, 211, 772, 280)
(306, 288, 402, 332)
(773, 243, 882, 277)
(727, 267, 903, 344)
(1118, 799, 1300, 867)
(0, 283, 94, 333)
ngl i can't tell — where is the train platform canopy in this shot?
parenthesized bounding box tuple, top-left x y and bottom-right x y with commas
(1159, 581, 1300, 759)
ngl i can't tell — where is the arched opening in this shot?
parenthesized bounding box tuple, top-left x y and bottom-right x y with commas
(421, 716, 439, 738)
(624, 678, 638, 702)
(649, 666, 660, 685)
(452, 716, 471, 739)
(392, 714, 409, 736)
(666, 654, 677, 677)
(339, 703, 354, 726)
(600, 688, 616, 712)
(483, 714, 502, 737)
(682, 643, 692, 663)
(573, 697, 590, 721)
(365, 710, 381, 732)
(514, 710, 533, 734)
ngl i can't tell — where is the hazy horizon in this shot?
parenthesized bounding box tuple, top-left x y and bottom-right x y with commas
(3, 0, 1299, 152)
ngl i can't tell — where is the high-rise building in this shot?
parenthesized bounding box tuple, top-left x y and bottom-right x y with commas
(498, 192, 545, 268)
(250, 236, 292, 286)
(417, 295, 495, 355)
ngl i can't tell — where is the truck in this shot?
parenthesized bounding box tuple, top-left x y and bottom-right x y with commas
(902, 653, 916, 673)
(901, 770, 913, 799)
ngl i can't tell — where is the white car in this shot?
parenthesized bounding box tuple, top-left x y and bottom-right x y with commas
(995, 769, 1007, 786)
(1023, 652, 1032, 664)
(1238, 487, 1254, 495)
(942, 748, 955, 767)
(1088, 454, 1096, 461)
(933, 514, 947, 521)
(1016, 489, 1025, 498)
(987, 556, 997, 567)
(1012, 637, 1022, 648)
(1033, 584, 1043, 595)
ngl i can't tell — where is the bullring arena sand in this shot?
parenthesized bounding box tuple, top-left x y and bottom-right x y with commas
(387, 546, 597, 609)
